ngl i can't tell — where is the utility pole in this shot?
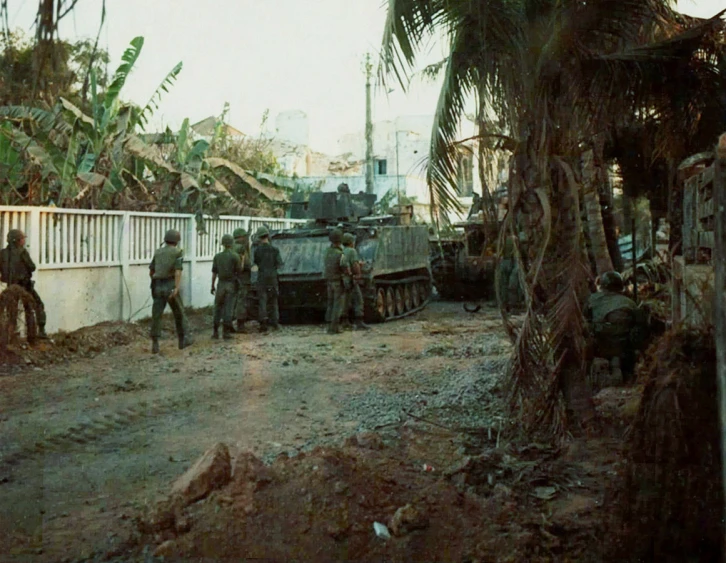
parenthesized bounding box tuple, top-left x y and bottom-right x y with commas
(364, 53, 374, 195)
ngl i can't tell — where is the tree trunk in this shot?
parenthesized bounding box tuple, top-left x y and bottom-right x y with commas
(582, 148, 614, 275)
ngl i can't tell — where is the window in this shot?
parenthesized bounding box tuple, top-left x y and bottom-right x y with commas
(457, 154, 474, 196)
(376, 159, 387, 175)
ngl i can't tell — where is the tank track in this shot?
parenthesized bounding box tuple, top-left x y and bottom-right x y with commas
(0, 394, 193, 470)
(364, 275, 432, 322)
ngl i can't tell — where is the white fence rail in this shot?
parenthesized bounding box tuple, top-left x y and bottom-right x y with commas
(0, 206, 306, 334)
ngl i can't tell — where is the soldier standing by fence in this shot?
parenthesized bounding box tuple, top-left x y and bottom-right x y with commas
(149, 229, 192, 354)
(341, 232, 369, 330)
(211, 234, 243, 340)
(233, 228, 252, 333)
(0, 229, 47, 338)
(254, 226, 283, 333)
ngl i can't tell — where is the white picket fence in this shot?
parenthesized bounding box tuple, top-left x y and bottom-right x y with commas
(0, 206, 305, 333)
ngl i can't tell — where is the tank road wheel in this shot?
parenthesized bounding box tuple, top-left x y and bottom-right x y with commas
(376, 287, 387, 320)
(404, 284, 413, 311)
(394, 287, 405, 316)
(411, 283, 421, 308)
(418, 281, 430, 302)
(385, 287, 396, 318)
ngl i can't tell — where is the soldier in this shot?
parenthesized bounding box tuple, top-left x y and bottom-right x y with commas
(149, 229, 192, 354)
(0, 229, 47, 338)
(233, 228, 252, 333)
(324, 228, 350, 334)
(253, 226, 283, 333)
(211, 234, 243, 340)
(341, 232, 369, 330)
(585, 270, 647, 383)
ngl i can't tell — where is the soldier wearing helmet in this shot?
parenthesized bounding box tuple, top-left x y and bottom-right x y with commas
(232, 228, 252, 332)
(149, 229, 191, 353)
(341, 232, 369, 330)
(211, 234, 243, 340)
(253, 226, 283, 332)
(0, 229, 47, 338)
(585, 270, 644, 383)
(323, 228, 351, 334)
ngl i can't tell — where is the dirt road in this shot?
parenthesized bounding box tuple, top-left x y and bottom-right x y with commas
(1, 301, 514, 562)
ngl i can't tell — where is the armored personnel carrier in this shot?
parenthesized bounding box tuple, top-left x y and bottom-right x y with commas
(430, 218, 499, 301)
(253, 187, 432, 322)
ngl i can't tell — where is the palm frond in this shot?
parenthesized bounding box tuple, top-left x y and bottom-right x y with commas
(138, 61, 183, 131)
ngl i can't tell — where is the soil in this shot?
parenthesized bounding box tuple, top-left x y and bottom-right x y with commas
(0, 301, 633, 562)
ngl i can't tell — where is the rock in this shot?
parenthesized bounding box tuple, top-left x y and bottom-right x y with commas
(154, 540, 176, 558)
(389, 504, 429, 536)
(171, 442, 231, 506)
(233, 451, 273, 486)
(344, 432, 385, 450)
(175, 515, 191, 534)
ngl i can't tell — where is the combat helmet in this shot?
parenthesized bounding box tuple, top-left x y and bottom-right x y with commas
(221, 234, 234, 247)
(233, 228, 248, 239)
(337, 183, 350, 194)
(6, 229, 24, 244)
(329, 228, 343, 244)
(598, 270, 624, 292)
(164, 229, 181, 244)
(342, 232, 355, 245)
(256, 226, 269, 238)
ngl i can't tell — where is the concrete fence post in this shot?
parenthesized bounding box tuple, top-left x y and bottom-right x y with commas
(186, 215, 197, 308)
(119, 212, 131, 321)
(27, 207, 41, 266)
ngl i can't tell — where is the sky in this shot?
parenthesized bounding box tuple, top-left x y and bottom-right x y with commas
(6, 0, 725, 153)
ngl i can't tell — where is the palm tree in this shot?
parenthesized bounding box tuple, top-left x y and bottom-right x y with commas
(380, 0, 726, 435)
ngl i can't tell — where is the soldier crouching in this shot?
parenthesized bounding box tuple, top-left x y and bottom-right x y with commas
(0, 229, 47, 338)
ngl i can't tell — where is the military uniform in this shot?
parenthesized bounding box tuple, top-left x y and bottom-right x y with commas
(324, 230, 349, 334)
(212, 235, 243, 339)
(341, 233, 369, 330)
(0, 230, 47, 336)
(149, 230, 190, 353)
(254, 228, 283, 331)
(585, 271, 645, 382)
(233, 229, 252, 330)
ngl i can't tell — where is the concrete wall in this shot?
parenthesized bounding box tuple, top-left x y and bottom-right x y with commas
(0, 207, 305, 334)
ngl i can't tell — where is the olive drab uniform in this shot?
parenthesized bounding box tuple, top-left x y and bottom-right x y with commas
(233, 240, 252, 328)
(212, 247, 243, 337)
(324, 245, 349, 334)
(254, 240, 283, 331)
(149, 244, 189, 346)
(585, 290, 641, 381)
(0, 241, 47, 335)
(342, 245, 364, 320)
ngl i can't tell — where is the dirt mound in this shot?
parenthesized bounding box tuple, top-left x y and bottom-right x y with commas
(617, 328, 721, 562)
(0, 321, 146, 372)
(133, 427, 619, 563)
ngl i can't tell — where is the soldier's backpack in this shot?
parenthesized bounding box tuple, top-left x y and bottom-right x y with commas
(0, 247, 9, 283)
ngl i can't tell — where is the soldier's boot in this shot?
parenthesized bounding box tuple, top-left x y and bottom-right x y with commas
(236, 320, 247, 334)
(354, 318, 370, 331)
(327, 322, 341, 335)
(179, 334, 193, 350)
(212, 325, 220, 340)
(222, 325, 234, 340)
(151, 338, 160, 354)
(259, 321, 268, 334)
(340, 318, 352, 330)
(37, 325, 48, 339)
